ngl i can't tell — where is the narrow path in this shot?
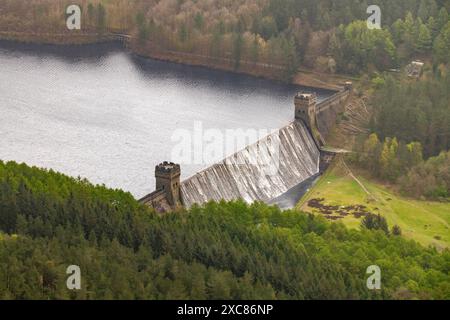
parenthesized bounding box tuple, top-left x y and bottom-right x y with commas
(320, 146, 352, 153)
(341, 157, 371, 196)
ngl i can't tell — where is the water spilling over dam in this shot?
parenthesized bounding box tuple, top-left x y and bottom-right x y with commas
(142, 87, 351, 211)
(180, 120, 320, 207)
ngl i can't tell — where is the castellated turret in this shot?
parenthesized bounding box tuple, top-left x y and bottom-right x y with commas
(294, 92, 317, 131)
(155, 161, 181, 206)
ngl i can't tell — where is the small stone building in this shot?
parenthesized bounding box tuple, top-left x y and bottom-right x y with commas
(406, 61, 424, 78)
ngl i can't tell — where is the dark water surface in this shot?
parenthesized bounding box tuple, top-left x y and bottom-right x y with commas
(269, 174, 321, 210)
(0, 41, 333, 199)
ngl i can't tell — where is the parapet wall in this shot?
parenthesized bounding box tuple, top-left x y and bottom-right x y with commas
(316, 90, 349, 113)
(315, 89, 350, 143)
(140, 189, 166, 206)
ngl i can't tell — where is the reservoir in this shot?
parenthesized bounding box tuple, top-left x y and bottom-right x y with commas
(0, 41, 333, 201)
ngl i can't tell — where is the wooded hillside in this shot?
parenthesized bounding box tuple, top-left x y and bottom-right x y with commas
(0, 161, 448, 299)
(1, 0, 449, 79)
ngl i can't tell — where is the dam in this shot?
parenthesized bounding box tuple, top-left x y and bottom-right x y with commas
(141, 86, 351, 210)
(180, 120, 320, 207)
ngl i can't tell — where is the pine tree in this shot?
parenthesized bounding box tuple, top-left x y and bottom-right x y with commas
(427, 16, 439, 39)
(437, 7, 449, 31)
(417, 23, 432, 52)
(434, 22, 450, 64)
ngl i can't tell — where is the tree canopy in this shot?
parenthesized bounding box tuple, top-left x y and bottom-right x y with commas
(1, 1, 449, 76)
(0, 160, 449, 299)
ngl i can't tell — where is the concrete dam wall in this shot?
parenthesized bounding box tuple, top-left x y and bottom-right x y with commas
(180, 120, 320, 207)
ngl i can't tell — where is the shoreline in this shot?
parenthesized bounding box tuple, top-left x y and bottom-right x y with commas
(0, 33, 346, 91)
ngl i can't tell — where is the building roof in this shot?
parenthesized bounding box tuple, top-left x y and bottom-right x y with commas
(295, 92, 317, 100)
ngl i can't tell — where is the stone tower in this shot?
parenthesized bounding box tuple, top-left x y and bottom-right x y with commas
(155, 161, 181, 207)
(294, 92, 317, 131)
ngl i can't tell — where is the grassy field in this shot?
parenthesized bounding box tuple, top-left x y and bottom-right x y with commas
(298, 157, 450, 250)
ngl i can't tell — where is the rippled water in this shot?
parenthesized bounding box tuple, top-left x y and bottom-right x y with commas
(0, 41, 333, 198)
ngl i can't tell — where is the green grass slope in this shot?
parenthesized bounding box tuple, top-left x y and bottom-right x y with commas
(298, 158, 450, 250)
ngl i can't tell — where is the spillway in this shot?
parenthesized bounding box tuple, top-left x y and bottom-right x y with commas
(180, 120, 320, 207)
